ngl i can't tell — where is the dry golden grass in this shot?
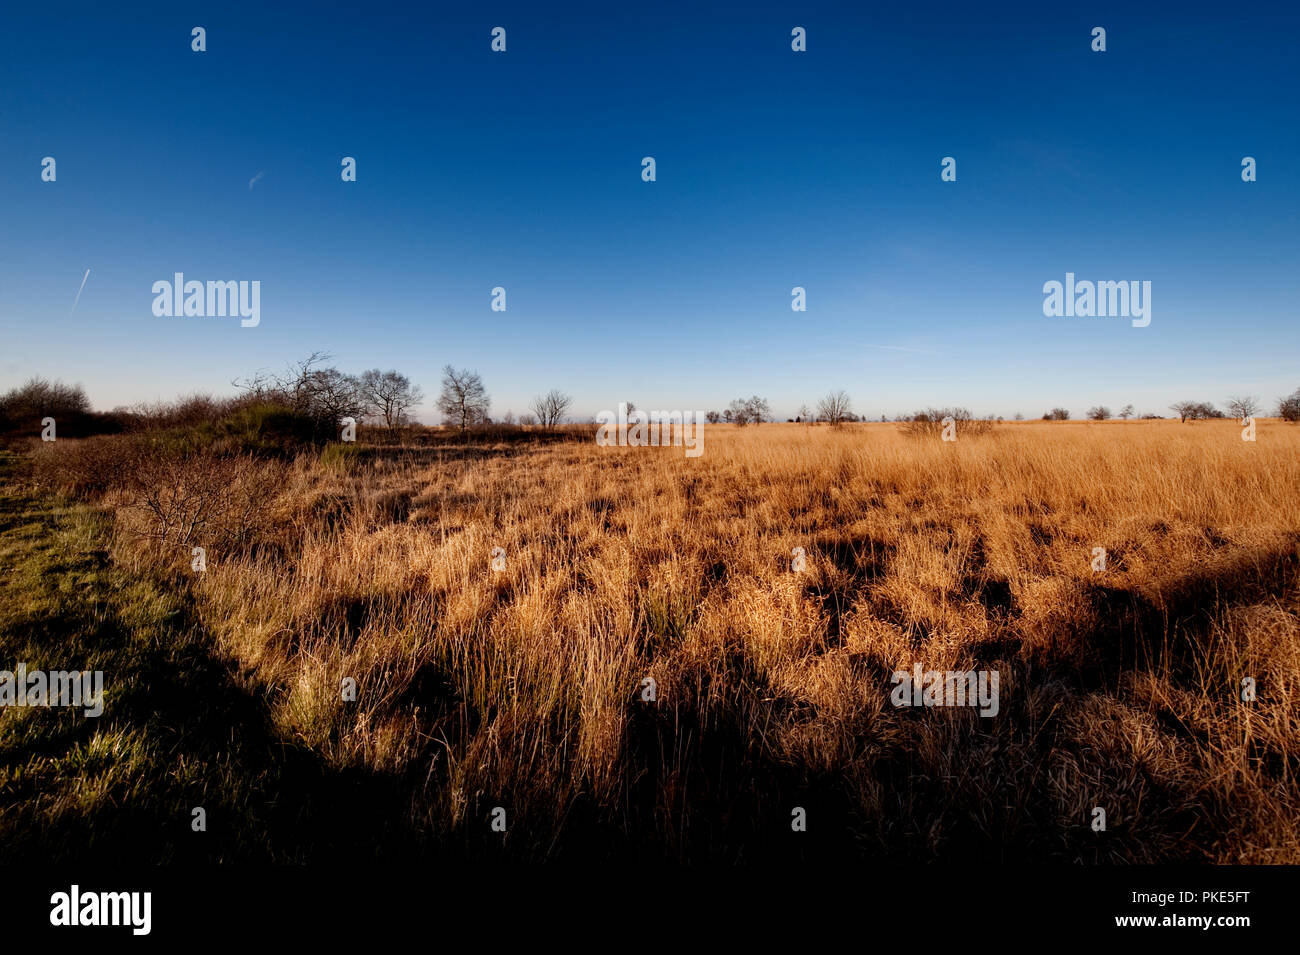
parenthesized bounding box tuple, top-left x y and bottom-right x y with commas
(104, 420, 1300, 861)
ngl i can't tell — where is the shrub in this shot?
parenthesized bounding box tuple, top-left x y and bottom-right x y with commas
(320, 441, 360, 472)
(0, 377, 118, 439)
(900, 407, 993, 437)
(214, 403, 319, 454)
(1279, 389, 1300, 422)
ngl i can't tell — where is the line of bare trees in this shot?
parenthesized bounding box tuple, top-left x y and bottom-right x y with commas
(1058, 394, 1291, 423)
(234, 353, 425, 433)
(234, 355, 583, 435)
(9, 368, 1300, 443)
(1168, 396, 1269, 423)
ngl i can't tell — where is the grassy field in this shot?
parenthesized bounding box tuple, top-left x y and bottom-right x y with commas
(5, 419, 1299, 862)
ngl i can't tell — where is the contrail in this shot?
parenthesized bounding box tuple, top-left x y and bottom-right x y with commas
(248, 170, 265, 190)
(71, 269, 90, 313)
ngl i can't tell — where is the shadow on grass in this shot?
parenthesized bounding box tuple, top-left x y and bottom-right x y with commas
(0, 460, 420, 863)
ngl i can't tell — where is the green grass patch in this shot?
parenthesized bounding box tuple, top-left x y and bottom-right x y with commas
(0, 451, 414, 862)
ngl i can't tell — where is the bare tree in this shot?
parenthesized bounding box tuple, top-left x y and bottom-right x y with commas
(1226, 395, 1260, 422)
(234, 351, 331, 413)
(437, 366, 490, 431)
(817, 390, 852, 427)
(1170, 400, 1217, 423)
(307, 368, 369, 428)
(1086, 406, 1112, 420)
(746, 395, 771, 424)
(529, 389, 573, 430)
(797, 403, 812, 424)
(360, 369, 423, 428)
(726, 395, 771, 426)
(1280, 389, 1300, 422)
(1118, 404, 1134, 420)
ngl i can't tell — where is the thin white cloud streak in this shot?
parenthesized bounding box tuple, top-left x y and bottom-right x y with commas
(70, 268, 90, 313)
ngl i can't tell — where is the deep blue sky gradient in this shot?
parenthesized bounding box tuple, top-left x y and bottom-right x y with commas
(2, 1, 1297, 420)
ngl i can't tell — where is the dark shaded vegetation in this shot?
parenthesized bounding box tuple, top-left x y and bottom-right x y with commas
(0, 452, 418, 863)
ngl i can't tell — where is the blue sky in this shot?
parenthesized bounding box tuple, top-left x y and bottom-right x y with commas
(2, 1, 1297, 421)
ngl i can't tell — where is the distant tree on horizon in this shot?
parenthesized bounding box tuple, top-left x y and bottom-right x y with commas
(529, 389, 573, 430)
(727, 396, 771, 426)
(437, 365, 490, 431)
(360, 369, 423, 428)
(1170, 400, 1217, 423)
(1280, 388, 1300, 422)
(817, 390, 852, 427)
(1226, 395, 1260, 422)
